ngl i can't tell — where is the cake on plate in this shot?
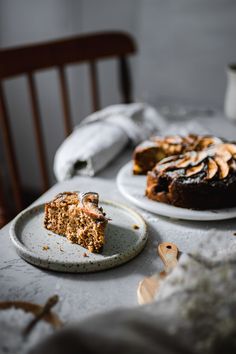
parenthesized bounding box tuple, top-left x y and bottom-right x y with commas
(44, 191, 108, 253)
(146, 143, 236, 209)
(133, 134, 223, 175)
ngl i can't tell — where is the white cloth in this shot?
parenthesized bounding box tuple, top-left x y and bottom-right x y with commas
(54, 103, 166, 181)
(30, 234, 236, 354)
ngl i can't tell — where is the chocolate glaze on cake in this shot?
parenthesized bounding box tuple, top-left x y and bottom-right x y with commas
(146, 143, 236, 209)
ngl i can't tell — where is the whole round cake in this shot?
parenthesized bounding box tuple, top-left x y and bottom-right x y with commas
(146, 142, 236, 210)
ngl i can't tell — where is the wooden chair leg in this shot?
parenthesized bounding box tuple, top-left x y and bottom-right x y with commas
(119, 56, 132, 103)
(0, 177, 10, 228)
(0, 83, 23, 212)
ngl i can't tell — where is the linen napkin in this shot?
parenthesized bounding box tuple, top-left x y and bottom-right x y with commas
(31, 233, 236, 354)
(53, 103, 166, 181)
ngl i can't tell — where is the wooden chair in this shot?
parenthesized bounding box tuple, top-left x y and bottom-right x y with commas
(0, 31, 136, 226)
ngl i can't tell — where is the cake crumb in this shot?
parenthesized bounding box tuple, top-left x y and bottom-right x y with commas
(42, 245, 49, 251)
(133, 224, 140, 230)
(83, 252, 88, 257)
(59, 246, 64, 252)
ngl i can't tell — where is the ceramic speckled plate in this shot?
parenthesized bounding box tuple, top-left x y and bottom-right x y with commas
(10, 200, 147, 273)
(117, 161, 236, 221)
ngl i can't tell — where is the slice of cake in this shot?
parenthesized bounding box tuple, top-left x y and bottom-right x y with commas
(146, 143, 236, 210)
(44, 191, 108, 253)
(133, 134, 223, 175)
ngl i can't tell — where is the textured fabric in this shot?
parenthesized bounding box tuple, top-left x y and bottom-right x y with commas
(31, 234, 236, 354)
(31, 307, 192, 354)
(53, 103, 166, 181)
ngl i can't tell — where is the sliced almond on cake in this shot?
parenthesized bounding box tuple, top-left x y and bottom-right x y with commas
(216, 145, 232, 161)
(185, 162, 205, 177)
(155, 161, 175, 172)
(167, 145, 182, 155)
(214, 156, 229, 179)
(205, 158, 218, 179)
(174, 159, 190, 168)
(154, 155, 180, 172)
(198, 136, 222, 149)
(175, 150, 208, 169)
(79, 192, 106, 220)
(193, 150, 209, 165)
(223, 143, 236, 155)
(185, 134, 198, 144)
(158, 155, 179, 164)
(175, 152, 196, 168)
(165, 136, 183, 144)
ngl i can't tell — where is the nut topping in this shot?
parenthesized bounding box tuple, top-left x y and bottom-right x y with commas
(214, 156, 229, 179)
(175, 152, 197, 168)
(79, 192, 99, 206)
(157, 155, 179, 164)
(153, 142, 236, 180)
(224, 143, 236, 155)
(216, 145, 232, 161)
(165, 136, 183, 144)
(193, 150, 209, 165)
(186, 162, 205, 177)
(206, 158, 218, 179)
(195, 136, 222, 149)
(79, 192, 106, 220)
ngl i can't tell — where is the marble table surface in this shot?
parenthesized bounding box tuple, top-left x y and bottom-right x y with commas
(1, 115, 236, 323)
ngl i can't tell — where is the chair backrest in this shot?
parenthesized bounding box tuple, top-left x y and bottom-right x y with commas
(0, 31, 136, 215)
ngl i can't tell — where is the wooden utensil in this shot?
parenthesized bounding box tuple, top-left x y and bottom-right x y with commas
(137, 242, 179, 305)
(0, 300, 62, 328)
(22, 295, 59, 336)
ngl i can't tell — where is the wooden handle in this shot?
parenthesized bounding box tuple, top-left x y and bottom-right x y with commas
(158, 242, 178, 273)
(137, 242, 179, 305)
(137, 272, 167, 305)
(23, 295, 59, 336)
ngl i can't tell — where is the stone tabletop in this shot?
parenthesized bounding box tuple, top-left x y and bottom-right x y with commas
(1, 115, 236, 323)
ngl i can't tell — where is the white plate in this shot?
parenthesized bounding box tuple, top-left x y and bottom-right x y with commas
(10, 200, 147, 273)
(117, 161, 236, 221)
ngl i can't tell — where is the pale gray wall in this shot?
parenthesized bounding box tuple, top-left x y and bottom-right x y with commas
(137, 0, 236, 107)
(1, 0, 236, 191)
(0, 0, 139, 189)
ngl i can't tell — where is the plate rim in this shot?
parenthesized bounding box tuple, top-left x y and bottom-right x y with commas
(117, 161, 236, 221)
(9, 199, 148, 273)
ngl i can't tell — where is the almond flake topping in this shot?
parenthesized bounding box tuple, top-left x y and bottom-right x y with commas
(175, 152, 197, 168)
(214, 156, 229, 179)
(224, 143, 236, 155)
(206, 158, 218, 180)
(154, 142, 236, 180)
(186, 162, 205, 177)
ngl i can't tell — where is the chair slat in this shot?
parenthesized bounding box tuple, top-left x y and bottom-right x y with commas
(0, 32, 136, 79)
(0, 83, 23, 211)
(0, 32, 137, 217)
(0, 170, 9, 226)
(89, 61, 100, 112)
(119, 56, 132, 103)
(27, 73, 49, 191)
(58, 66, 73, 136)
